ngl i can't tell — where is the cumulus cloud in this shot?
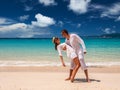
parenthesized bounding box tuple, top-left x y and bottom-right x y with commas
(0, 23, 27, 32)
(32, 13, 55, 27)
(39, 0, 57, 6)
(68, 0, 91, 14)
(19, 15, 29, 21)
(103, 28, 116, 34)
(0, 13, 56, 38)
(0, 22, 51, 38)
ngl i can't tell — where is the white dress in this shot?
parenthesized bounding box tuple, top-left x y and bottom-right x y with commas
(57, 43, 77, 60)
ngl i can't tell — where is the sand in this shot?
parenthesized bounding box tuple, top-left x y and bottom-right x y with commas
(0, 66, 120, 90)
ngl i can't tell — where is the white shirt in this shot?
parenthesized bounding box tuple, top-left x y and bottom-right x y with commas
(65, 34, 87, 53)
(57, 43, 75, 58)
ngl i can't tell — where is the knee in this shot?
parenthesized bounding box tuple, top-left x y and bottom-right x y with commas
(76, 64, 80, 69)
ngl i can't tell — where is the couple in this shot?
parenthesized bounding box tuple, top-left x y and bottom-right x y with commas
(52, 29, 90, 83)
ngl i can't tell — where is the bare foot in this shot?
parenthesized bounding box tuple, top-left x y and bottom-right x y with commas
(65, 77, 71, 81)
(70, 79, 74, 83)
(86, 78, 91, 83)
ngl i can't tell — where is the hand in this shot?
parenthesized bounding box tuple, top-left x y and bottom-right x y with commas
(63, 63, 66, 67)
(84, 52, 87, 54)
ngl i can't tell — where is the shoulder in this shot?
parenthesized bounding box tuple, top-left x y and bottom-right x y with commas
(61, 43, 67, 47)
(59, 43, 66, 46)
(57, 44, 61, 49)
(70, 33, 80, 38)
(57, 43, 66, 49)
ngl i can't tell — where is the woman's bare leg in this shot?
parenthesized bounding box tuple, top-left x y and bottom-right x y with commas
(65, 69, 73, 81)
(70, 57, 80, 82)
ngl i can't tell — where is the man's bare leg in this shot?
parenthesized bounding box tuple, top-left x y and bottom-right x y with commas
(65, 69, 73, 81)
(84, 69, 91, 82)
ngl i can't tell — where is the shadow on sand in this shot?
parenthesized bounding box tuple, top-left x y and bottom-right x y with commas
(73, 78, 101, 83)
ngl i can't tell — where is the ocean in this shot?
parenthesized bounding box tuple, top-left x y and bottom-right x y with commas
(0, 38, 120, 66)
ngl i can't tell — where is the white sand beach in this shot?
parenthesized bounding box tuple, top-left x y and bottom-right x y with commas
(0, 66, 120, 90)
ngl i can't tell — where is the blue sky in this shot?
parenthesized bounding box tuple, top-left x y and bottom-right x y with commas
(0, 0, 120, 38)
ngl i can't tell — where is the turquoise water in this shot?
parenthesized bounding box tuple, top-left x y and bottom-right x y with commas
(0, 38, 120, 66)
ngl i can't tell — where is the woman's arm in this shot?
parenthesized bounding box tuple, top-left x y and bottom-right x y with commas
(57, 44, 66, 67)
(59, 56, 66, 67)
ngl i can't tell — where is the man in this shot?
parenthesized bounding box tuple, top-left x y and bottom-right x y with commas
(61, 29, 90, 82)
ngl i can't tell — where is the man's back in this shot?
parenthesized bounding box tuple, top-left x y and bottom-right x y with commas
(65, 33, 86, 52)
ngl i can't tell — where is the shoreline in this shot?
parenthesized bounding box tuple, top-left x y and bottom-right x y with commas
(0, 65, 120, 73)
(0, 61, 120, 67)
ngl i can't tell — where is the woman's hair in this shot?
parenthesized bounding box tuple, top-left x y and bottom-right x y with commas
(52, 37, 59, 50)
(61, 29, 69, 35)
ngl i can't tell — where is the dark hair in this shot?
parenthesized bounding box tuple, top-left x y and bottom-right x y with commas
(61, 29, 69, 35)
(55, 43, 58, 50)
(53, 37, 59, 50)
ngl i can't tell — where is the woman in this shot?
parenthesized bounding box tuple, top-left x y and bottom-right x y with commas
(52, 37, 80, 82)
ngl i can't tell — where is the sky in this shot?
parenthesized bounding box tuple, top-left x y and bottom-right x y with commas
(0, 0, 120, 38)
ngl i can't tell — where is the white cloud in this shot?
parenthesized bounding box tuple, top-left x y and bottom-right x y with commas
(88, 15, 98, 19)
(19, 31, 51, 38)
(90, 4, 105, 11)
(0, 23, 27, 32)
(58, 21, 64, 27)
(0, 18, 6, 24)
(68, 0, 91, 14)
(0, 23, 48, 38)
(0, 17, 16, 25)
(91, 2, 120, 20)
(19, 15, 29, 21)
(32, 13, 55, 27)
(103, 3, 120, 16)
(115, 16, 120, 21)
(18, 33, 34, 38)
(24, 5, 33, 11)
(103, 28, 116, 34)
(39, 0, 57, 6)
(0, 13, 56, 38)
(100, 13, 116, 19)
